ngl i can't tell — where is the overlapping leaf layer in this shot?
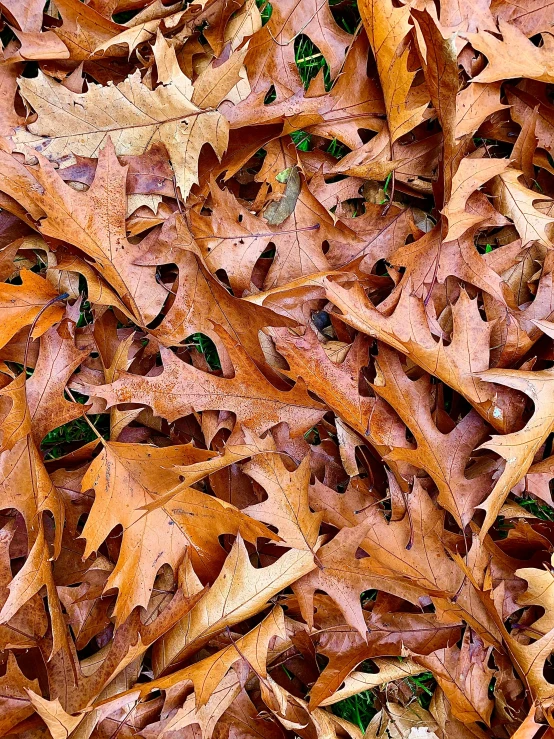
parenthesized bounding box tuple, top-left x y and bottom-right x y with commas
(1, 0, 554, 736)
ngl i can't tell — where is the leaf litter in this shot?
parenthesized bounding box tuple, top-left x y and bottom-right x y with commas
(2, 0, 554, 736)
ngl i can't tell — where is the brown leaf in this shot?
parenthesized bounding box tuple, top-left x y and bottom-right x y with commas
(80, 441, 274, 624)
(359, 0, 429, 143)
(321, 275, 521, 432)
(244, 452, 323, 551)
(22, 140, 166, 324)
(26, 317, 88, 446)
(476, 361, 554, 536)
(244, 0, 351, 93)
(152, 534, 317, 674)
(13, 34, 228, 200)
(372, 342, 493, 527)
(88, 324, 325, 437)
(0, 270, 64, 353)
(492, 167, 554, 247)
(0, 653, 41, 735)
(416, 631, 494, 725)
(467, 22, 554, 84)
(26, 691, 84, 739)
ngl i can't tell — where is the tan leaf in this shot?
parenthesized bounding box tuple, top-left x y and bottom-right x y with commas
(244, 452, 323, 551)
(152, 534, 317, 674)
(13, 34, 228, 200)
(359, 0, 429, 143)
(26, 691, 84, 739)
(492, 168, 554, 247)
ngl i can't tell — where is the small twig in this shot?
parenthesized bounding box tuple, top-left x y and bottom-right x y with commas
(172, 173, 184, 215)
(195, 224, 320, 241)
(65, 386, 103, 441)
(423, 242, 441, 307)
(107, 701, 138, 739)
(400, 487, 414, 550)
(354, 495, 391, 514)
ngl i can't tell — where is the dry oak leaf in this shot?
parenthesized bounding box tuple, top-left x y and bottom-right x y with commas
(91, 6, 190, 59)
(0, 63, 27, 137)
(308, 477, 405, 537)
(384, 701, 441, 739)
(138, 218, 296, 381)
(0, 402, 64, 555)
(12, 33, 228, 200)
(311, 481, 500, 646)
(0, 652, 41, 736)
(48, 253, 134, 321)
(48, 0, 122, 62)
(492, 167, 554, 247)
(507, 85, 554, 156)
(428, 686, 491, 739)
(260, 674, 362, 738)
(507, 706, 545, 739)
(475, 363, 554, 537)
(326, 202, 413, 273)
(504, 623, 554, 701)
(467, 21, 554, 85)
(192, 45, 251, 111)
(41, 559, 207, 718)
(243, 452, 323, 552)
(244, 0, 351, 94)
(442, 157, 510, 242)
(192, 176, 360, 292)
(490, 0, 554, 36)
(269, 329, 414, 483)
(21, 140, 166, 325)
(292, 518, 427, 637)
(321, 276, 518, 432)
(389, 221, 510, 306)
(412, 9, 458, 195)
(355, 479, 464, 596)
(140, 606, 285, 709)
(304, 32, 385, 151)
(268, 327, 376, 441)
(0, 522, 69, 657)
(372, 342, 494, 527)
(516, 553, 554, 636)
(0, 370, 31, 453)
(0, 523, 47, 650)
(455, 82, 509, 140)
(91, 610, 287, 737)
(0, 0, 45, 32)
(80, 441, 276, 625)
(318, 657, 427, 706)
(139, 673, 244, 739)
(416, 631, 494, 726)
(91, 318, 142, 441)
(57, 557, 114, 650)
(208, 688, 286, 739)
(26, 317, 89, 447)
(139, 429, 280, 514)
(152, 533, 317, 675)
(310, 612, 460, 709)
(0, 269, 65, 352)
(26, 691, 85, 739)
(88, 323, 325, 438)
(359, 0, 429, 143)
